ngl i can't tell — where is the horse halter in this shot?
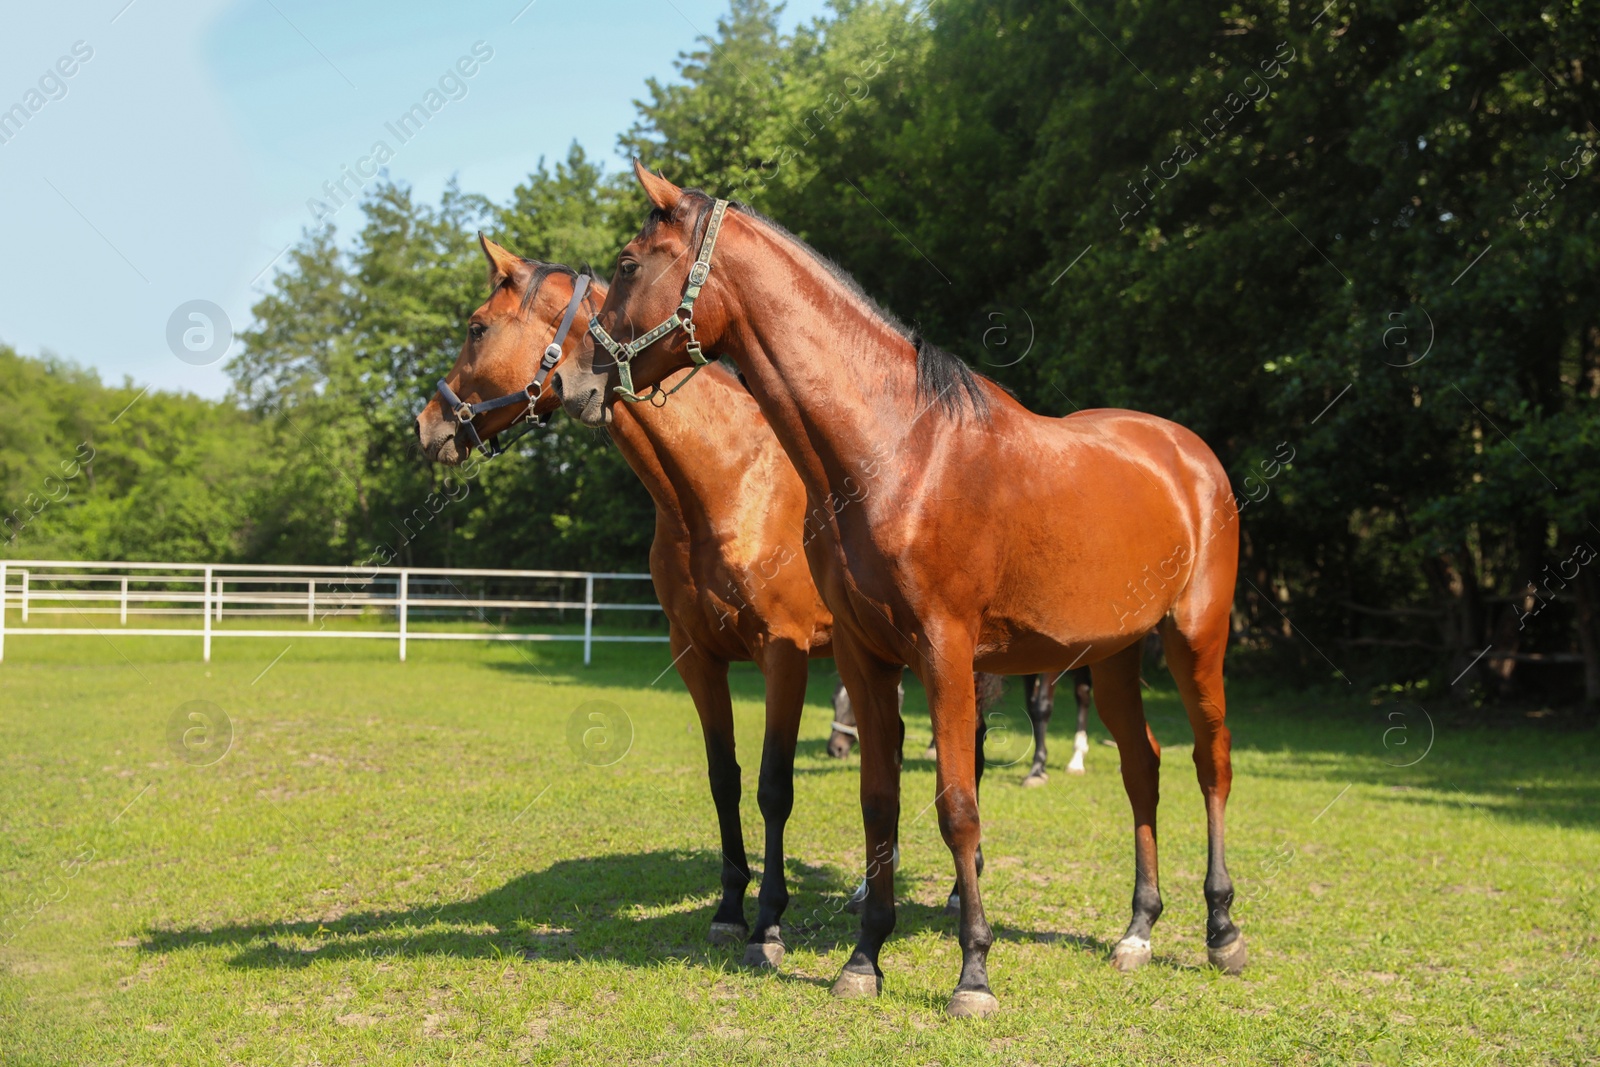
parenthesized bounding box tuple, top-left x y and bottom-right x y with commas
(435, 273, 590, 459)
(588, 198, 729, 405)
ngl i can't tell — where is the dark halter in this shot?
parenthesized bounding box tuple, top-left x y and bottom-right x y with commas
(435, 273, 590, 459)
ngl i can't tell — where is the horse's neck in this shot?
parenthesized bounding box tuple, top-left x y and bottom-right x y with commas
(605, 371, 751, 532)
(722, 224, 925, 501)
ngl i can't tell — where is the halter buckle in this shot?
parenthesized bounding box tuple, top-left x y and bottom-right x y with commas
(453, 402, 474, 423)
(599, 197, 728, 405)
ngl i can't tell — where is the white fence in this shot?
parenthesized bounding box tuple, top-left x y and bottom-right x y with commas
(0, 560, 667, 664)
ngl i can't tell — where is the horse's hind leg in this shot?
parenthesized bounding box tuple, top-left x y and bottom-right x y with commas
(743, 638, 809, 969)
(671, 630, 749, 942)
(1092, 641, 1163, 972)
(1021, 673, 1053, 786)
(1068, 666, 1092, 774)
(1159, 610, 1245, 973)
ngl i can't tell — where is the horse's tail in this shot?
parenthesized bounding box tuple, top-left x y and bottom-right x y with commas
(975, 671, 1006, 714)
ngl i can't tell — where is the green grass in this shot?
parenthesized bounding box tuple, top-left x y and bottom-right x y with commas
(1, 627, 1596, 1065)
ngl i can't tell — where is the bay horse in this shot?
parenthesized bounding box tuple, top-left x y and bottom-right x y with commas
(555, 164, 1244, 1017)
(416, 238, 829, 968)
(415, 236, 994, 966)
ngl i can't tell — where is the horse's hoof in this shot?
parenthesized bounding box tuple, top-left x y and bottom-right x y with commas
(741, 941, 784, 969)
(1022, 771, 1047, 787)
(1066, 765, 1086, 775)
(1207, 934, 1247, 975)
(708, 921, 748, 945)
(944, 893, 962, 916)
(1111, 937, 1152, 972)
(830, 968, 882, 999)
(945, 990, 1000, 1018)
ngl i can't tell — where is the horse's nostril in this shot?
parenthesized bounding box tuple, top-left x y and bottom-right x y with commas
(551, 374, 564, 401)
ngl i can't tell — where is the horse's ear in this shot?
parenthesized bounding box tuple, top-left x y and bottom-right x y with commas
(478, 232, 528, 291)
(633, 158, 683, 214)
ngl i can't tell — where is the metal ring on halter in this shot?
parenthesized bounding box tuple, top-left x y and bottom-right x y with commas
(525, 343, 563, 401)
(588, 198, 728, 404)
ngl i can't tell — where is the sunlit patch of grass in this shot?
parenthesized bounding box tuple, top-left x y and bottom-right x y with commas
(0, 636, 1596, 1064)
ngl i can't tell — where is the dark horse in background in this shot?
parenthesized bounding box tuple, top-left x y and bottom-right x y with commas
(829, 669, 1094, 783)
(416, 237, 1004, 967)
(558, 165, 1244, 1016)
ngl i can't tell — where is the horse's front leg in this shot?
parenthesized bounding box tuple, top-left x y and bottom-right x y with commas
(743, 638, 809, 968)
(670, 630, 749, 942)
(925, 633, 999, 1017)
(947, 673, 995, 912)
(830, 637, 903, 999)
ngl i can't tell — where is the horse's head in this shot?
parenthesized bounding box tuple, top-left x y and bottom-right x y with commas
(416, 235, 603, 464)
(557, 161, 737, 427)
(827, 678, 858, 759)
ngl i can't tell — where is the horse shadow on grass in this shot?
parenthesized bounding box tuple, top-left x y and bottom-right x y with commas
(140, 849, 1126, 976)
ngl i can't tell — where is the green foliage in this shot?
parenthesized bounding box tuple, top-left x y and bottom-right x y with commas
(623, 0, 1600, 702)
(0, 347, 271, 562)
(230, 151, 655, 572)
(4, 1, 1594, 702)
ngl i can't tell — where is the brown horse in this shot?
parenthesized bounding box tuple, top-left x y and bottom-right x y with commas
(417, 237, 835, 967)
(556, 164, 1244, 1017)
(415, 236, 994, 965)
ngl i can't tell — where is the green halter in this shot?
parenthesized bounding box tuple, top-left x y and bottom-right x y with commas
(588, 198, 729, 405)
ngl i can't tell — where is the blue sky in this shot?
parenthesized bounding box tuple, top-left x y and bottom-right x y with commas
(0, 0, 827, 398)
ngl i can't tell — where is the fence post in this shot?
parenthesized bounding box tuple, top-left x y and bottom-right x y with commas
(120, 576, 129, 626)
(1, 562, 8, 664)
(583, 574, 594, 666)
(215, 575, 223, 621)
(398, 570, 409, 663)
(307, 578, 315, 625)
(202, 566, 212, 663)
(20, 570, 28, 623)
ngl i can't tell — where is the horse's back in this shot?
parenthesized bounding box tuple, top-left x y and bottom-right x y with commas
(959, 403, 1235, 671)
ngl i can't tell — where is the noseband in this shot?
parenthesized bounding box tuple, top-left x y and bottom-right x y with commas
(435, 273, 590, 458)
(588, 198, 729, 405)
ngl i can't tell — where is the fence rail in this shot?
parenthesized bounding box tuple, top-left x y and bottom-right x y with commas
(0, 560, 666, 664)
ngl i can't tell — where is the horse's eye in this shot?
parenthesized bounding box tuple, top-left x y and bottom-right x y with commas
(469, 322, 487, 341)
(617, 260, 640, 278)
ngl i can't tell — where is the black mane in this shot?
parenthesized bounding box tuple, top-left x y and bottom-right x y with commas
(661, 189, 992, 421)
(911, 336, 990, 419)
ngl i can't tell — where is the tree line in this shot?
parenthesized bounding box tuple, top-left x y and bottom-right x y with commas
(4, 0, 1596, 709)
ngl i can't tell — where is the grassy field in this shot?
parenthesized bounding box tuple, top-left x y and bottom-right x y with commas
(1, 626, 1596, 1065)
